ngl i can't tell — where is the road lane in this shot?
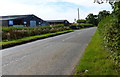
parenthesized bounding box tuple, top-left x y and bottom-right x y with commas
(2, 27, 97, 75)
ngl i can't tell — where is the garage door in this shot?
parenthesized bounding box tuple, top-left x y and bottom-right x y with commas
(30, 21, 36, 27)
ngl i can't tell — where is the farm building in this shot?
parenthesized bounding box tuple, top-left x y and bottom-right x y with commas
(45, 20, 70, 26)
(0, 14, 50, 27)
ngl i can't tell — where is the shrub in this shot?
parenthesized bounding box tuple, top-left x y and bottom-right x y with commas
(52, 24, 64, 28)
(98, 15, 120, 52)
(69, 23, 94, 29)
(98, 14, 120, 68)
(77, 19, 86, 23)
(69, 25, 77, 29)
(2, 25, 70, 41)
(79, 23, 94, 28)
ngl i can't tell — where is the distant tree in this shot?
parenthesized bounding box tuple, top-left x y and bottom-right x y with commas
(94, 0, 120, 18)
(86, 13, 98, 26)
(85, 0, 120, 26)
(77, 19, 86, 24)
(98, 10, 110, 22)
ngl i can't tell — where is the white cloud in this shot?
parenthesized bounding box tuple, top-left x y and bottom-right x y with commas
(0, 0, 112, 22)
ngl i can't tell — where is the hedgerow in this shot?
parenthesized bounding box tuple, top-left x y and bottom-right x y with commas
(2, 25, 70, 41)
(69, 23, 94, 29)
(98, 14, 120, 71)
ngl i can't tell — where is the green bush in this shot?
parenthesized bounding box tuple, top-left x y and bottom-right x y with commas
(70, 23, 94, 29)
(98, 15, 120, 52)
(77, 19, 86, 23)
(51, 24, 64, 28)
(78, 23, 93, 28)
(2, 25, 70, 41)
(98, 14, 120, 68)
(69, 25, 77, 29)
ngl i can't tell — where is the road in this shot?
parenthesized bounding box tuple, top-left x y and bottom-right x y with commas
(1, 27, 97, 75)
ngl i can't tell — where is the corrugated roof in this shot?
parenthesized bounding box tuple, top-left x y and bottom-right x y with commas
(0, 17, 25, 20)
(45, 20, 68, 23)
(0, 14, 35, 20)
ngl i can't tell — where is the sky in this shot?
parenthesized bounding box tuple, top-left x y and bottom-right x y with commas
(0, 0, 112, 22)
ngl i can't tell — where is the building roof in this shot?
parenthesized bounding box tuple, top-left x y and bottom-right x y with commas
(45, 20, 69, 23)
(0, 14, 41, 20)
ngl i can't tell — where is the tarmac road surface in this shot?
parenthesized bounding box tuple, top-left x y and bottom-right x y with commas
(2, 27, 97, 75)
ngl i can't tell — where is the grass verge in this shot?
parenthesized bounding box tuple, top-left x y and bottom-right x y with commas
(74, 30, 119, 75)
(1, 30, 73, 49)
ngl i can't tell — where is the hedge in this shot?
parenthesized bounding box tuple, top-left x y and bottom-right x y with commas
(98, 15, 120, 51)
(70, 23, 94, 29)
(98, 14, 120, 68)
(2, 25, 70, 41)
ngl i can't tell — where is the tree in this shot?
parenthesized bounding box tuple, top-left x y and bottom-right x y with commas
(94, 0, 120, 21)
(77, 19, 86, 24)
(98, 10, 110, 22)
(113, 1, 120, 17)
(86, 13, 98, 26)
(95, 0, 120, 19)
(94, 0, 120, 8)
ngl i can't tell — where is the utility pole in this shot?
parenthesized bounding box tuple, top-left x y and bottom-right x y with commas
(78, 8, 80, 20)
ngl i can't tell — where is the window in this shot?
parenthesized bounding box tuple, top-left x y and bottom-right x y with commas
(9, 20, 13, 25)
(24, 21, 27, 24)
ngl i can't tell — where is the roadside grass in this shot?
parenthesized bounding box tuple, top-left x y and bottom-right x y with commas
(74, 30, 119, 75)
(1, 30, 73, 46)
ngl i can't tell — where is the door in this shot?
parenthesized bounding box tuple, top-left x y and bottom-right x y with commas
(30, 21, 36, 27)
